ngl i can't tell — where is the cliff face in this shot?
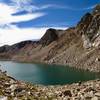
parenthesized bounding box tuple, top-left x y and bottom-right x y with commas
(0, 5, 100, 72)
(76, 5, 100, 48)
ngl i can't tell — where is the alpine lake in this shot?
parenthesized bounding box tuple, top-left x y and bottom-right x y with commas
(0, 61, 100, 85)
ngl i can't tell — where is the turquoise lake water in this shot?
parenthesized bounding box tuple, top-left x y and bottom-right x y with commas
(0, 61, 100, 85)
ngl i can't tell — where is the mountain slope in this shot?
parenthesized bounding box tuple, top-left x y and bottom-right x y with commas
(0, 5, 100, 72)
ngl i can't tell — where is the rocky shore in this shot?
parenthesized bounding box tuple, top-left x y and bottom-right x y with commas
(0, 69, 100, 100)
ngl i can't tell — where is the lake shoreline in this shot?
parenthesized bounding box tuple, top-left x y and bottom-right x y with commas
(1, 58, 100, 73)
(1, 61, 100, 85)
(0, 69, 100, 100)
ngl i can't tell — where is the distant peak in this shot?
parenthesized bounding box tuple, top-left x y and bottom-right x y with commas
(40, 28, 58, 46)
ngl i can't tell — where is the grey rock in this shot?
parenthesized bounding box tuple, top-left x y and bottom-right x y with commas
(95, 93, 100, 97)
(0, 96, 7, 100)
(91, 96, 98, 100)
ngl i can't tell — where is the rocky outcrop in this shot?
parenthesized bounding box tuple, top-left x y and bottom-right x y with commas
(93, 4, 100, 15)
(11, 41, 35, 49)
(40, 28, 58, 46)
(77, 13, 93, 35)
(40, 28, 66, 46)
(0, 45, 10, 53)
(77, 4, 100, 48)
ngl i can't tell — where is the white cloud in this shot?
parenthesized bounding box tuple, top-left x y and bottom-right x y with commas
(11, 0, 32, 5)
(0, 3, 15, 16)
(10, 0, 69, 12)
(0, 3, 45, 24)
(0, 26, 48, 46)
(0, 24, 67, 46)
(0, 1, 67, 46)
(0, 1, 46, 46)
(10, 0, 35, 12)
(11, 0, 95, 12)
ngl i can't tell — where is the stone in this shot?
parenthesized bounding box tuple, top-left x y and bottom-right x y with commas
(91, 96, 98, 100)
(84, 91, 94, 99)
(10, 79, 16, 84)
(78, 81, 82, 86)
(84, 87, 95, 92)
(10, 84, 17, 91)
(63, 90, 72, 97)
(95, 58, 100, 62)
(14, 87, 24, 94)
(4, 82, 10, 88)
(11, 92, 14, 96)
(95, 93, 100, 97)
(14, 97, 18, 100)
(0, 96, 7, 100)
(28, 91, 31, 95)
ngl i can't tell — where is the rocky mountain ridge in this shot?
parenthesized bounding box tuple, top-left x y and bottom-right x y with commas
(76, 5, 100, 48)
(0, 4, 100, 72)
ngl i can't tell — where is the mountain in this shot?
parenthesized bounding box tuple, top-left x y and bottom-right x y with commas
(0, 5, 100, 72)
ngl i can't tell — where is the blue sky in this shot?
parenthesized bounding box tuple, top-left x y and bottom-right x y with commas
(0, 0, 100, 46)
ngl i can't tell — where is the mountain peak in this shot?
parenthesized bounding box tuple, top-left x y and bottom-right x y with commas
(40, 28, 58, 46)
(93, 4, 100, 15)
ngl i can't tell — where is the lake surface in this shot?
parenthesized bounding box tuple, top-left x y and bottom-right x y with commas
(0, 61, 100, 85)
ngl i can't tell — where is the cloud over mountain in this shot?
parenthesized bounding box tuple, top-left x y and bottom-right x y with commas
(0, 0, 99, 46)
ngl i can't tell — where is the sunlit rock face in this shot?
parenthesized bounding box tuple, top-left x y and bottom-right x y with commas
(77, 4, 100, 48)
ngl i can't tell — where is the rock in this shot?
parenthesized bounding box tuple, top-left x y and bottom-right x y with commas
(91, 96, 98, 100)
(0, 96, 7, 100)
(95, 58, 100, 62)
(95, 93, 100, 97)
(63, 90, 72, 97)
(14, 97, 18, 100)
(14, 87, 24, 94)
(82, 34, 92, 49)
(10, 84, 17, 91)
(9, 79, 16, 84)
(84, 87, 95, 92)
(78, 81, 82, 86)
(27, 91, 31, 95)
(4, 89, 11, 95)
(4, 82, 10, 88)
(77, 13, 93, 35)
(84, 91, 94, 99)
(11, 92, 14, 96)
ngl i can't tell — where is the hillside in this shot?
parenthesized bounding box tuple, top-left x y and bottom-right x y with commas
(0, 5, 100, 72)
